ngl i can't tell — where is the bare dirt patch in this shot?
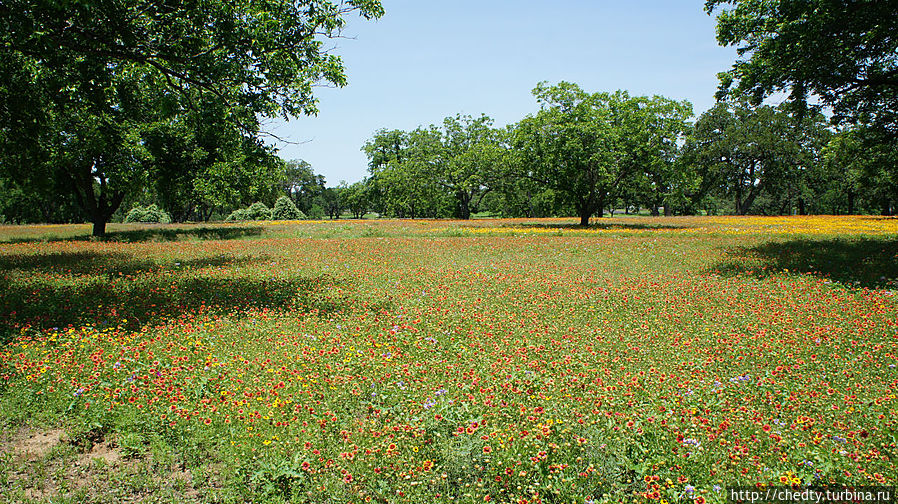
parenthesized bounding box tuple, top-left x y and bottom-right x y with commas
(1, 427, 208, 502)
(75, 439, 123, 467)
(1, 427, 65, 460)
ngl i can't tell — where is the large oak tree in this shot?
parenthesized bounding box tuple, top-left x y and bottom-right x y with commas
(0, 0, 383, 235)
(512, 82, 692, 225)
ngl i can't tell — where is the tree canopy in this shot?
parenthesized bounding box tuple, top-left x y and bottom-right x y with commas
(706, 0, 898, 133)
(3, 3, 896, 224)
(0, 0, 384, 234)
(685, 100, 831, 215)
(362, 120, 505, 220)
(512, 82, 692, 225)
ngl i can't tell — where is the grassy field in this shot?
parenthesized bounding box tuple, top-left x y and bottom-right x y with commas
(1, 216, 896, 503)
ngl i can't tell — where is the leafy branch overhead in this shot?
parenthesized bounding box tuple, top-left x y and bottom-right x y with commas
(2, 0, 385, 120)
(706, 0, 898, 132)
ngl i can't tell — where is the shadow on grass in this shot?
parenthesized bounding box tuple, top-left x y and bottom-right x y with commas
(0, 251, 375, 344)
(1, 225, 264, 244)
(708, 237, 898, 289)
(500, 220, 684, 231)
(101, 226, 264, 243)
(0, 251, 263, 277)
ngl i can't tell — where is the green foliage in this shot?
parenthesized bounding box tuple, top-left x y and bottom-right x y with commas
(432, 115, 505, 219)
(706, 0, 897, 210)
(226, 202, 272, 222)
(282, 159, 326, 216)
(706, 0, 898, 131)
(362, 116, 505, 219)
(0, 0, 384, 235)
(341, 181, 369, 219)
(307, 204, 326, 220)
(123, 204, 172, 224)
(272, 196, 305, 220)
(363, 128, 450, 218)
(319, 187, 344, 220)
(823, 126, 898, 215)
(512, 82, 694, 224)
(225, 210, 248, 222)
(483, 173, 568, 218)
(0, 177, 85, 224)
(144, 111, 287, 223)
(685, 100, 831, 215)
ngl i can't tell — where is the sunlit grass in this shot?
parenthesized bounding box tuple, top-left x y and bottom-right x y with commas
(1, 217, 896, 503)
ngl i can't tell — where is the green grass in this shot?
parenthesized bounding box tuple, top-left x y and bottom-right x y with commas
(0, 217, 896, 503)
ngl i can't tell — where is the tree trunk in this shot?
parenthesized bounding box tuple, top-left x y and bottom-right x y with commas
(576, 196, 592, 226)
(664, 205, 672, 217)
(779, 200, 790, 215)
(90, 193, 123, 237)
(457, 192, 471, 220)
(92, 219, 107, 236)
(596, 195, 604, 219)
(736, 183, 762, 216)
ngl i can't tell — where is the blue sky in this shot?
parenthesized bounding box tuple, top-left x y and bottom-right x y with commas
(267, 1, 739, 185)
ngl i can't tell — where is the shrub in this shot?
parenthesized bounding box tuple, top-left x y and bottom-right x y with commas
(124, 204, 171, 223)
(225, 209, 248, 222)
(245, 202, 272, 220)
(272, 196, 305, 220)
(225, 202, 272, 221)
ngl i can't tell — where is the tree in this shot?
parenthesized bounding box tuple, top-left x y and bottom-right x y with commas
(686, 100, 830, 215)
(486, 176, 568, 218)
(144, 105, 287, 222)
(320, 187, 344, 220)
(272, 196, 305, 220)
(226, 202, 273, 222)
(430, 115, 504, 219)
(0, 0, 384, 235)
(124, 204, 171, 224)
(0, 171, 85, 224)
(512, 82, 613, 226)
(823, 126, 898, 215)
(512, 82, 690, 225)
(282, 159, 327, 215)
(342, 181, 370, 219)
(363, 129, 450, 218)
(706, 0, 898, 132)
(613, 95, 694, 216)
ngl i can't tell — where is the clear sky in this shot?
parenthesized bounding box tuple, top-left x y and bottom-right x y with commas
(266, 0, 739, 185)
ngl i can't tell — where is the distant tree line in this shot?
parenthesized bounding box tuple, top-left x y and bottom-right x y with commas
(0, 155, 367, 224)
(353, 82, 893, 221)
(2, 81, 893, 225)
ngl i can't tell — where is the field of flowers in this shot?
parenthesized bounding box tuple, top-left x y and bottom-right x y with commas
(1, 216, 896, 503)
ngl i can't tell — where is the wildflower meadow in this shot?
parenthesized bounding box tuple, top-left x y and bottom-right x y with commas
(1, 216, 896, 503)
